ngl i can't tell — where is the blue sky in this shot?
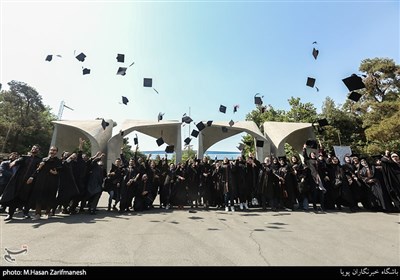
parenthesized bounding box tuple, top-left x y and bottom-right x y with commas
(1, 0, 399, 152)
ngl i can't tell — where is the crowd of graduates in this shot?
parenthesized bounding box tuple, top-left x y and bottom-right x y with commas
(0, 138, 399, 222)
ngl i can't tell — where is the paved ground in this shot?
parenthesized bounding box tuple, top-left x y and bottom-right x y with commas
(0, 195, 399, 267)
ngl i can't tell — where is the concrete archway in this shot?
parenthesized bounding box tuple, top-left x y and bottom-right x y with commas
(107, 120, 182, 169)
(262, 121, 315, 156)
(197, 121, 269, 161)
(51, 119, 114, 162)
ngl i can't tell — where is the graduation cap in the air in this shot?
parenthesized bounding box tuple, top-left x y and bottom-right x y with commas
(219, 105, 227, 113)
(221, 127, 228, 133)
(254, 93, 263, 105)
(207, 120, 213, 126)
(306, 139, 318, 149)
(348, 91, 362, 102)
(196, 121, 205, 131)
(101, 119, 109, 130)
(134, 134, 138, 145)
(256, 140, 264, 147)
(312, 48, 319, 60)
(237, 143, 245, 151)
(117, 67, 127, 76)
(45, 55, 53, 62)
(182, 115, 193, 124)
(120, 130, 124, 137)
(158, 112, 164, 122)
(156, 137, 164, 146)
(233, 105, 239, 113)
(229, 120, 234, 127)
(317, 118, 328, 127)
(184, 137, 191, 145)
(121, 96, 129, 105)
(116, 54, 125, 63)
(306, 77, 316, 88)
(82, 68, 91, 75)
(165, 145, 174, 153)
(143, 78, 152, 87)
(191, 130, 199, 138)
(75, 52, 86, 62)
(342, 74, 365, 91)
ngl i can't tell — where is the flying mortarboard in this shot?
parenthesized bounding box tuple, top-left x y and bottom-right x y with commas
(233, 105, 239, 113)
(317, 118, 328, 127)
(229, 120, 234, 127)
(122, 96, 129, 105)
(82, 68, 91, 75)
(237, 143, 245, 151)
(221, 127, 228, 133)
(182, 115, 193, 124)
(116, 54, 125, 63)
(184, 137, 191, 145)
(158, 112, 164, 122)
(256, 140, 264, 147)
(120, 130, 124, 137)
(254, 93, 263, 105)
(306, 77, 316, 88)
(312, 48, 319, 60)
(75, 52, 86, 62)
(45, 55, 52, 62)
(143, 78, 152, 87)
(191, 130, 199, 138)
(219, 105, 227, 113)
(207, 120, 213, 126)
(348, 91, 362, 102)
(196, 121, 205, 131)
(156, 137, 164, 146)
(342, 74, 365, 91)
(134, 134, 138, 145)
(117, 67, 127, 76)
(101, 119, 109, 130)
(165, 145, 175, 153)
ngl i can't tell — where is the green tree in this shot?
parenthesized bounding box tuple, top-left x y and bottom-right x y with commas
(0, 81, 57, 154)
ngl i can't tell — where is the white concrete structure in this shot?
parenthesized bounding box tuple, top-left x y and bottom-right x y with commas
(51, 119, 114, 162)
(197, 121, 269, 161)
(262, 121, 315, 156)
(107, 120, 182, 169)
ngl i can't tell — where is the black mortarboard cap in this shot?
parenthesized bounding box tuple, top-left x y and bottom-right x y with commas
(233, 105, 239, 113)
(76, 52, 86, 62)
(101, 119, 109, 130)
(122, 96, 129, 105)
(342, 74, 365, 91)
(219, 105, 227, 113)
(237, 143, 245, 151)
(221, 127, 228, 133)
(306, 139, 318, 149)
(134, 135, 138, 145)
(207, 120, 213, 126)
(256, 140, 264, 147)
(120, 130, 124, 137)
(156, 137, 164, 146)
(182, 115, 193, 124)
(191, 130, 199, 138)
(306, 77, 316, 88)
(348, 91, 362, 102)
(143, 78, 152, 87)
(184, 137, 191, 145)
(45, 55, 52, 62)
(116, 54, 125, 63)
(196, 121, 205, 131)
(254, 93, 263, 105)
(165, 145, 174, 153)
(229, 120, 234, 127)
(317, 118, 328, 127)
(158, 112, 164, 122)
(312, 48, 319, 60)
(82, 68, 90, 75)
(117, 67, 127, 76)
